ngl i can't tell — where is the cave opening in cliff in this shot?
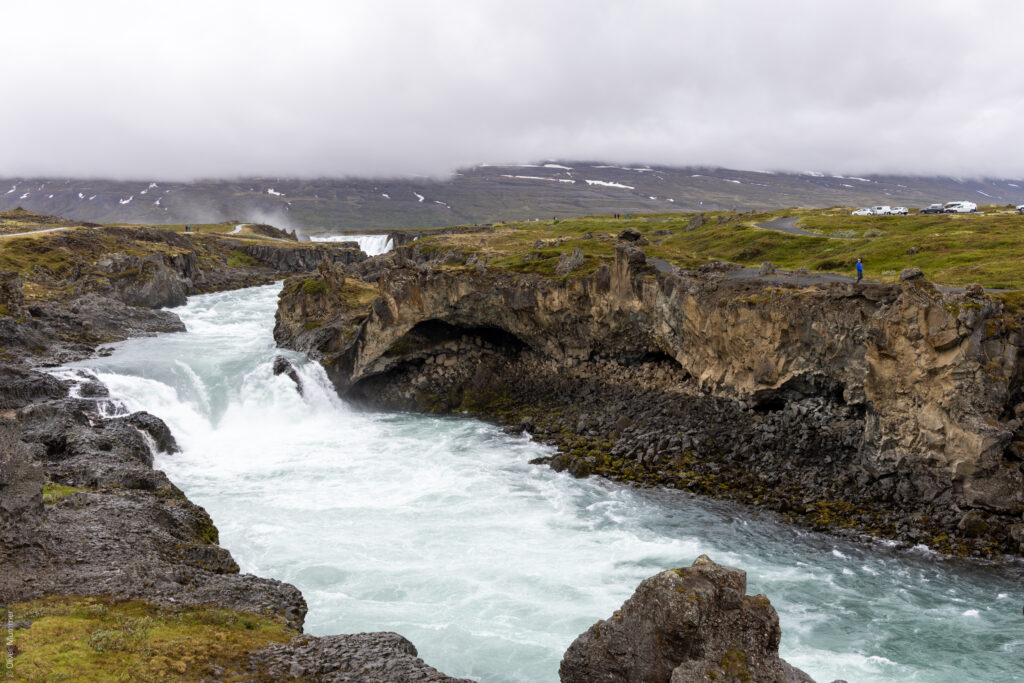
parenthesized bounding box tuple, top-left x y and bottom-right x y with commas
(383, 319, 529, 358)
(751, 376, 855, 414)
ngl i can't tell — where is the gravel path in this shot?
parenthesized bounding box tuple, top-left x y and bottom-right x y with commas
(0, 226, 73, 238)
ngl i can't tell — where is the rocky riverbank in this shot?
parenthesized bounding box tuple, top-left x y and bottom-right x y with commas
(0, 219, 475, 680)
(275, 233, 1024, 559)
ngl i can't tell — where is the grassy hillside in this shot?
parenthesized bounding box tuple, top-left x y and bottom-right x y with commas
(415, 207, 1024, 290)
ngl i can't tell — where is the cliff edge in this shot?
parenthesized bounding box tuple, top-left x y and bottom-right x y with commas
(276, 236, 1024, 558)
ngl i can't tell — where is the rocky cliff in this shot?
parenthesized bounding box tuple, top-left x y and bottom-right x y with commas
(0, 222, 366, 364)
(275, 240, 1024, 557)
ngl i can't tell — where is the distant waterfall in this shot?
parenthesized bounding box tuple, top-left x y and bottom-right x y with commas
(310, 234, 393, 256)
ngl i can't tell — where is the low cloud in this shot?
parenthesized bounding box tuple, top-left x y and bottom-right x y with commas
(2, 0, 1023, 180)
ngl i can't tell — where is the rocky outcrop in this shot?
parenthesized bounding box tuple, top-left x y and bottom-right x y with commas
(249, 632, 474, 682)
(556, 247, 585, 277)
(560, 556, 813, 683)
(240, 241, 366, 272)
(275, 242, 1024, 557)
(0, 390, 306, 625)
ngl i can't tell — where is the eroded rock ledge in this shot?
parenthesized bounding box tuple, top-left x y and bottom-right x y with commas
(275, 241, 1024, 557)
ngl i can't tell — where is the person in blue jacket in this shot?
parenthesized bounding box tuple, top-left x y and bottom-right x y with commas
(855, 258, 864, 283)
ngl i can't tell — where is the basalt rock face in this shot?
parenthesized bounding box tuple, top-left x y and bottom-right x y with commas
(0, 224, 367, 365)
(560, 556, 814, 683)
(0, 369, 309, 627)
(275, 243, 1024, 557)
(240, 241, 366, 272)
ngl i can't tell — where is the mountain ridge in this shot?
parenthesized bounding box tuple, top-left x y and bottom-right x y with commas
(3, 162, 1023, 231)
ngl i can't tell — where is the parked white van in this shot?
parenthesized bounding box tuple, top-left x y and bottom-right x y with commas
(871, 206, 892, 215)
(943, 201, 978, 213)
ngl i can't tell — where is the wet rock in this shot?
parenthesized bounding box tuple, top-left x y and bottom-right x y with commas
(273, 355, 304, 396)
(126, 411, 180, 454)
(560, 555, 814, 683)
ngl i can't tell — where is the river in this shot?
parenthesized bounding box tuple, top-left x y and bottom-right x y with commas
(61, 279, 1022, 682)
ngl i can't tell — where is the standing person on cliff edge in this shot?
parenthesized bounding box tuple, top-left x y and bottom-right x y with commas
(855, 258, 864, 284)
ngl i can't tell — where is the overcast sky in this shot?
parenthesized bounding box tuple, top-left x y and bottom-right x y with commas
(3, 1, 1023, 180)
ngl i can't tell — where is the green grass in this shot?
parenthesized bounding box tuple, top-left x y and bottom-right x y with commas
(300, 278, 329, 295)
(120, 222, 239, 234)
(418, 209, 1024, 289)
(42, 482, 87, 505)
(225, 250, 260, 268)
(8, 596, 293, 682)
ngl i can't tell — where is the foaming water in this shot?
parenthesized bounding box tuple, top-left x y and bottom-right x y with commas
(65, 284, 1023, 683)
(310, 233, 393, 255)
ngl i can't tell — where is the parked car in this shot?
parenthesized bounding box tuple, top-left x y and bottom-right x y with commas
(1017, 204, 1024, 214)
(851, 208, 873, 216)
(891, 206, 909, 215)
(871, 206, 892, 215)
(919, 203, 945, 214)
(943, 201, 978, 213)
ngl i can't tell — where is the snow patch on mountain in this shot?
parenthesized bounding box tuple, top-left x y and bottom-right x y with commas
(501, 175, 575, 184)
(585, 179, 635, 190)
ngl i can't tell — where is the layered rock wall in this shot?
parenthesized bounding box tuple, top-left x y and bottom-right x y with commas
(276, 243, 1024, 556)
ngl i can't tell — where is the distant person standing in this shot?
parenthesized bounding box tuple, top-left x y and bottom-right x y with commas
(855, 258, 864, 283)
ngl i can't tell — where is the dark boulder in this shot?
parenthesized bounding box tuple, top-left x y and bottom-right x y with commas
(126, 412, 180, 454)
(560, 555, 814, 683)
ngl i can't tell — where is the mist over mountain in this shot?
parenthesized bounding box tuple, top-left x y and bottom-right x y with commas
(3, 163, 1022, 231)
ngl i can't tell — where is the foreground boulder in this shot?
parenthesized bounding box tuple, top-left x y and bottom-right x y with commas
(560, 555, 814, 683)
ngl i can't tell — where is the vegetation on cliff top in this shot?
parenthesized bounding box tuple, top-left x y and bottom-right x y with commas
(9, 596, 293, 682)
(0, 210, 333, 304)
(414, 207, 1024, 290)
